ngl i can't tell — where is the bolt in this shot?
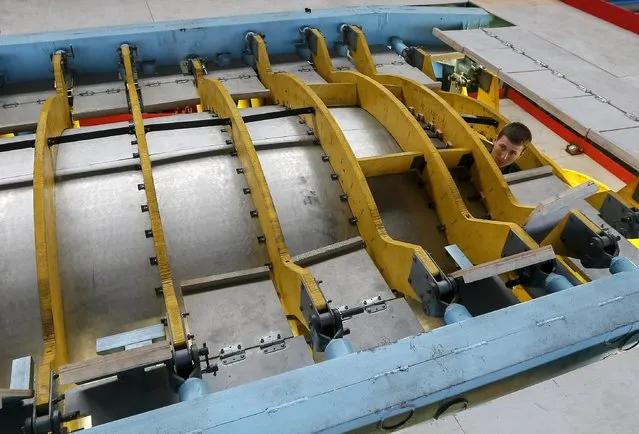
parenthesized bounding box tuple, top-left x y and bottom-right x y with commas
(181, 312, 190, 318)
(331, 173, 339, 180)
(408, 278, 412, 283)
(220, 348, 225, 354)
(160, 317, 167, 326)
(277, 333, 281, 339)
(141, 204, 149, 212)
(237, 344, 241, 349)
(322, 155, 329, 162)
(260, 338, 264, 343)
(187, 334, 195, 340)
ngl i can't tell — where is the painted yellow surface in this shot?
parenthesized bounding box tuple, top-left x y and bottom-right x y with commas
(33, 53, 73, 407)
(357, 151, 422, 177)
(192, 59, 325, 327)
(120, 45, 186, 350)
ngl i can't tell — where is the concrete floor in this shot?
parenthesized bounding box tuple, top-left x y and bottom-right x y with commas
(399, 347, 639, 434)
(499, 99, 625, 190)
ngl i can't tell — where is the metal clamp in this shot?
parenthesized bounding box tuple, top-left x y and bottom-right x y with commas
(219, 344, 246, 365)
(259, 334, 287, 354)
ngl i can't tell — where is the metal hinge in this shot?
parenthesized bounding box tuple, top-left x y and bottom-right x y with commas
(259, 333, 286, 354)
(219, 344, 246, 365)
(337, 295, 387, 319)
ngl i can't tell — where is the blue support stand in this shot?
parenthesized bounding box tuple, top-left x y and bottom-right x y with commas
(545, 273, 574, 293)
(179, 378, 209, 402)
(444, 303, 472, 325)
(609, 256, 637, 274)
(325, 338, 354, 359)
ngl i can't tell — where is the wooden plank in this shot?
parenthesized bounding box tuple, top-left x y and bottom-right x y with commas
(181, 266, 271, 295)
(58, 342, 172, 386)
(449, 245, 555, 284)
(504, 166, 554, 185)
(357, 151, 422, 177)
(96, 324, 166, 355)
(292, 237, 365, 266)
(308, 83, 357, 107)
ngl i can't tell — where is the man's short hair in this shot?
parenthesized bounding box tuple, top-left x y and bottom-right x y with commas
(497, 122, 532, 147)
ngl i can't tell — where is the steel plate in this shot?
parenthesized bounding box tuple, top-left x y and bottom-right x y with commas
(0, 187, 41, 386)
(257, 144, 358, 256)
(328, 107, 402, 158)
(56, 171, 163, 363)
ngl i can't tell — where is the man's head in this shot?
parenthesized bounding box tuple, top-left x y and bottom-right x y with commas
(491, 122, 532, 168)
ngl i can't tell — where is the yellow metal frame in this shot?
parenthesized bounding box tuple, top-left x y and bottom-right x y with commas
(618, 177, 639, 208)
(338, 26, 534, 226)
(191, 59, 325, 329)
(435, 90, 572, 186)
(33, 53, 73, 408)
(252, 35, 442, 301)
(120, 45, 187, 350)
(307, 29, 539, 265)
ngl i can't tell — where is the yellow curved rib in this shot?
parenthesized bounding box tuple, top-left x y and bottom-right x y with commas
(191, 59, 326, 327)
(34, 52, 72, 407)
(120, 45, 186, 350)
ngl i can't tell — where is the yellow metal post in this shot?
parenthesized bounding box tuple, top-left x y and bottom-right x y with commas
(33, 52, 72, 408)
(190, 59, 326, 328)
(119, 45, 187, 350)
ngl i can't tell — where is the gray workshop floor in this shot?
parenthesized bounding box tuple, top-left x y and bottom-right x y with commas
(398, 348, 639, 434)
(499, 99, 625, 190)
(0, 0, 453, 35)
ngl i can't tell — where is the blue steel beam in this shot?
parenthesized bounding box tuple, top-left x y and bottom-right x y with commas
(86, 269, 639, 433)
(0, 6, 490, 85)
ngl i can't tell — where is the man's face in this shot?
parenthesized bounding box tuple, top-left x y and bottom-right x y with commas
(491, 135, 525, 168)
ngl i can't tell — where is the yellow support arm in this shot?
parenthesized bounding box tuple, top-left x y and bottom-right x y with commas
(119, 45, 187, 350)
(251, 35, 443, 303)
(190, 59, 326, 328)
(33, 52, 72, 408)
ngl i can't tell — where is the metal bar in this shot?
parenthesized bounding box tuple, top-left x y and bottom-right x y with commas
(0, 138, 36, 152)
(144, 117, 230, 132)
(242, 106, 314, 123)
(191, 58, 327, 328)
(461, 114, 499, 126)
(119, 44, 186, 350)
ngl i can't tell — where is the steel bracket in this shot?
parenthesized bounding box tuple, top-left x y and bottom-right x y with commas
(300, 282, 344, 352)
(599, 194, 639, 238)
(259, 334, 287, 354)
(409, 255, 453, 317)
(561, 214, 620, 269)
(219, 344, 246, 365)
